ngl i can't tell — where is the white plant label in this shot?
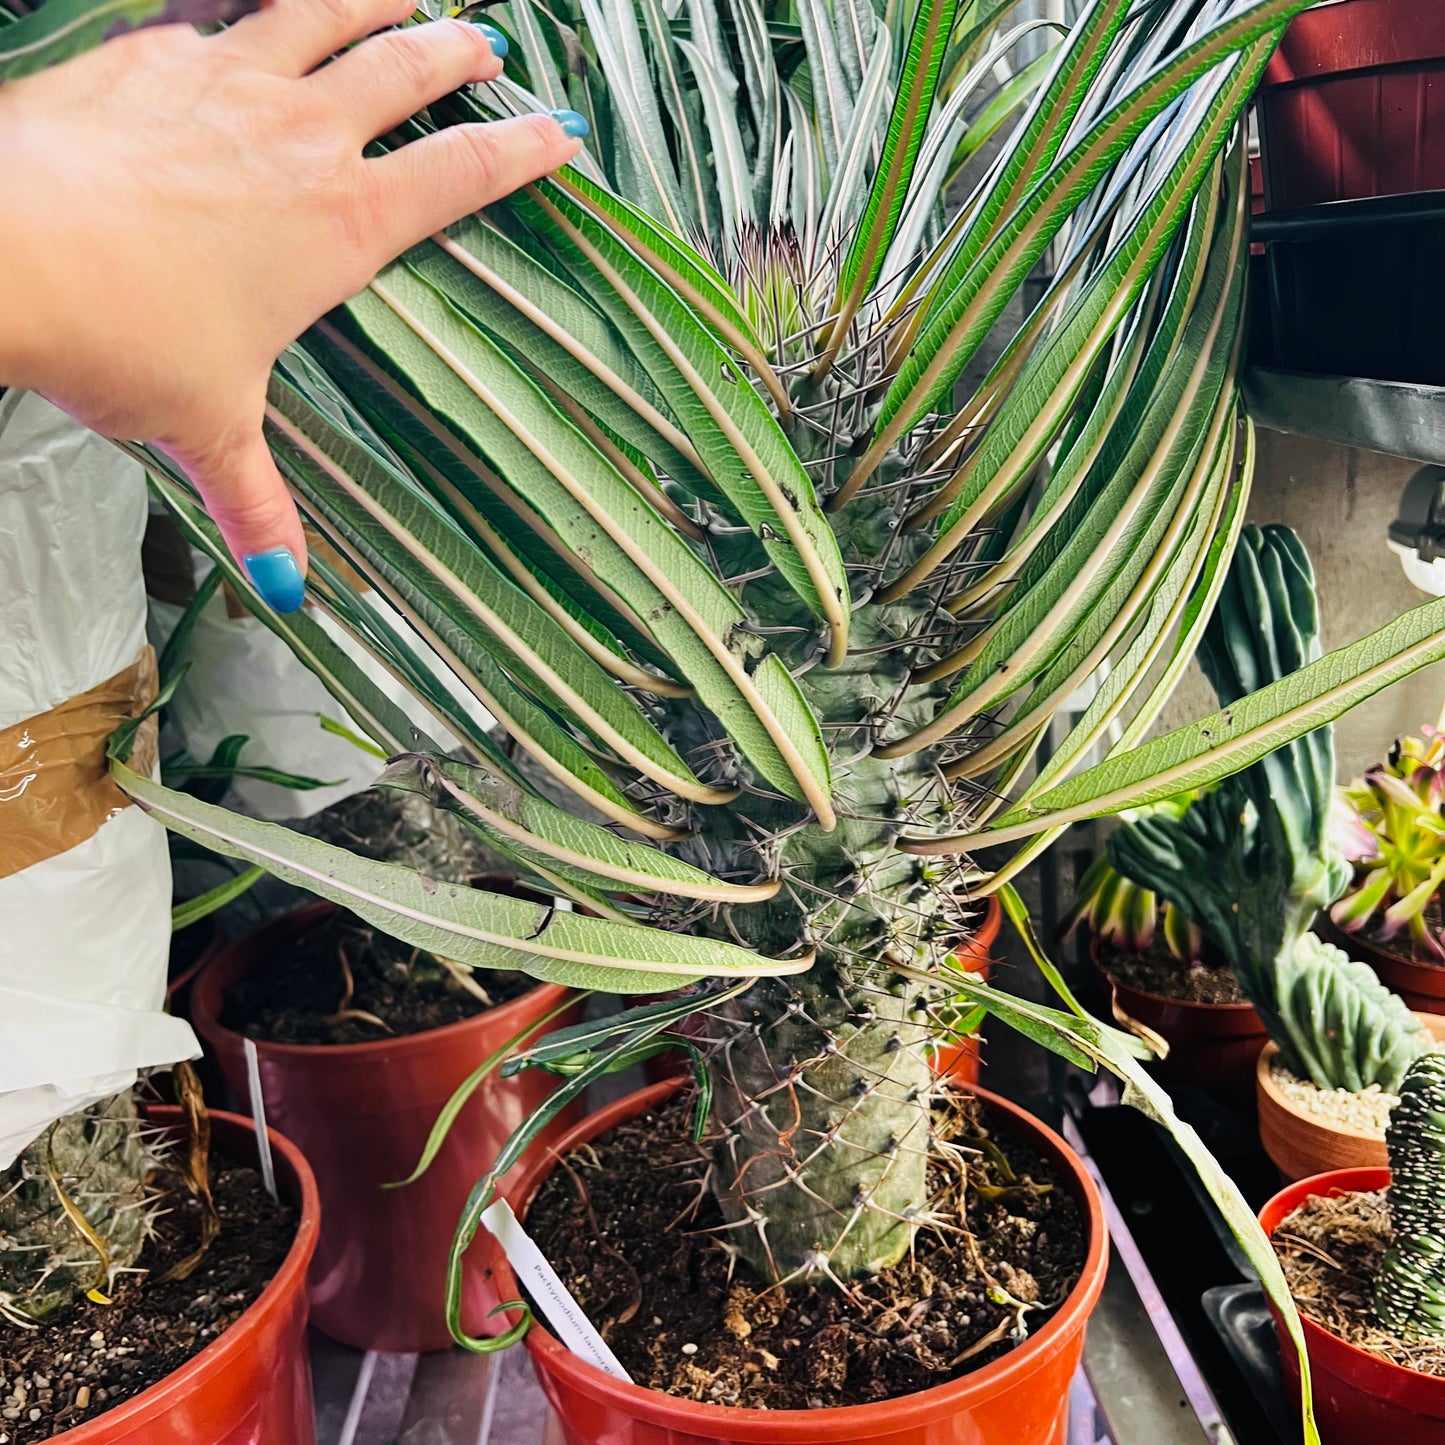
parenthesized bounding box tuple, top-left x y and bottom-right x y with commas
(481, 1199, 633, 1382)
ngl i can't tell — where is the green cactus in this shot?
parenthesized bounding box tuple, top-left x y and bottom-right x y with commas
(1377, 1052, 1445, 1342)
(0, 1091, 158, 1324)
(1109, 526, 1426, 1092)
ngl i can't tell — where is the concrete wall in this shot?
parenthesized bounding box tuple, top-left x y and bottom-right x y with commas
(1155, 427, 1445, 782)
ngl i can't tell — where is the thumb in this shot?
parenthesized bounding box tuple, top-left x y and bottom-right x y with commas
(160, 426, 309, 613)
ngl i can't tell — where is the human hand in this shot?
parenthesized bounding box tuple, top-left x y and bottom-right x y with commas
(0, 0, 587, 610)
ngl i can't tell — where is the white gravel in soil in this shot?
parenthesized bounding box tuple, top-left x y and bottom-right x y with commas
(1270, 1058, 1397, 1136)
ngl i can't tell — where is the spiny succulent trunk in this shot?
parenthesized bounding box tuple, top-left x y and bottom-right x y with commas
(0, 1091, 152, 1322)
(708, 957, 934, 1282)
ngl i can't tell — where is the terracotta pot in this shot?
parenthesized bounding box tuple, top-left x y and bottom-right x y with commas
(1260, 1167, 1445, 1445)
(485, 1076, 1108, 1445)
(55, 1106, 319, 1444)
(1256, 1014, 1445, 1181)
(1092, 942, 1266, 1105)
(930, 894, 1002, 1085)
(1318, 914, 1445, 1017)
(193, 901, 581, 1353)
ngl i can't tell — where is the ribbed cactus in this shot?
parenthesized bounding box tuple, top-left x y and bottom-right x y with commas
(1110, 526, 1426, 1091)
(1377, 1052, 1445, 1341)
(1274, 935, 1425, 1095)
(0, 1092, 156, 1323)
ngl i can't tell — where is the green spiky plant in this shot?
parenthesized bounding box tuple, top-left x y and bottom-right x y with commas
(1377, 1051, 1445, 1343)
(1107, 525, 1429, 1094)
(13, 1, 1445, 1433)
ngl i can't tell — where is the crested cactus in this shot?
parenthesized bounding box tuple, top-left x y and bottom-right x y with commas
(1110, 526, 1427, 1091)
(0, 1092, 157, 1324)
(1376, 1052, 1445, 1341)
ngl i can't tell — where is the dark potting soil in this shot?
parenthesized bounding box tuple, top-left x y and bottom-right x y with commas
(0, 1155, 296, 1441)
(1099, 935, 1247, 1005)
(525, 1090, 1087, 1409)
(1275, 1188, 1445, 1377)
(221, 908, 531, 1045)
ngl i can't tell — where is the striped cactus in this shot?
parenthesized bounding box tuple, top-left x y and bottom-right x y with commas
(1377, 1053, 1445, 1341)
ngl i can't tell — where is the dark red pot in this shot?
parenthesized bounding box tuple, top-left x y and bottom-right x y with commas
(193, 901, 581, 1353)
(1258, 0, 1445, 209)
(167, 913, 226, 1023)
(483, 1076, 1108, 1445)
(1317, 914, 1445, 1016)
(1092, 940, 1266, 1105)
(1260, 1167, 1445, 1444)
(55, 1107, 319, 1443)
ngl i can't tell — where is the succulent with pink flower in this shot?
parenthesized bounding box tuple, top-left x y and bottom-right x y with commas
(1332, 714, 1445, 963)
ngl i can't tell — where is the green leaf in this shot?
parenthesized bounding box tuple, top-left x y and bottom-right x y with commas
(115, 761, 812, 991)
(514, 185, 851, 661)
(0, 0, 258, 82)
(171, 866, 264, 932)
(378, 752, 780, 904)
(343, 264, 836, 820)
(914, 590, 1445, 851)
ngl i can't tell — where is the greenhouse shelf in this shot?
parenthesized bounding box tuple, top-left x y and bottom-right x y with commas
(1244, 368, 1445, 465)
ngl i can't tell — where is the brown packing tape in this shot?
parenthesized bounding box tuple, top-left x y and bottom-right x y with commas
(0, 647, 160, 879)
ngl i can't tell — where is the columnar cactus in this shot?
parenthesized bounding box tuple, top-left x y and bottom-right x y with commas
(1377, 1052, 1445, 1341)
(1110, 526, 1427, 1091)
(0, 1092, 155, 1324)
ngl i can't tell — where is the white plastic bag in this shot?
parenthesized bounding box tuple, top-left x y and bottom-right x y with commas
(0, 392, 198, 1167)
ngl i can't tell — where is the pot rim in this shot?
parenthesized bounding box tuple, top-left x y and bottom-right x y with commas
(1260, 1165, 1445, 1398)
(191, 899, 572, 1062)
(1318, 915, 1445, 980)
(1257, 1015, 1445, 1144)
(1255, 1040, 1385, 1144)
(1261, 0, 1445, 90)
(1091, 945, 1261, 1016)
(52, 1106, 321, 1441)
(498, 1077, 1108, 1438)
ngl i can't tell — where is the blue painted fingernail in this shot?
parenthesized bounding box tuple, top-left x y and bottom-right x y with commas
(243, 548, 306, 614)
(548, 108, 590, 139)
(473, 21, 508, 58)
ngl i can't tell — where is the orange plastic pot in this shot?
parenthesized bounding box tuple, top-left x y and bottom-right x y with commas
(1260, 1167, 1445, 1444)
(55, 1106, 319, 1444)
(931, 894, 1002, 1085)
(193, 901, 581, 1353)
(1091, 941, 1266, 1106)
(1318, 915, 1445, 1016)
(486, 1075, 1108, 1445)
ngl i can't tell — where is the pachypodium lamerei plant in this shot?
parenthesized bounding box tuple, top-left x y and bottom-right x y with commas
(1108, 525, 1428, 1094)
(1065, 795, 1205, 963)
(1332, 715, 1445, 964)
(1376, 1051, 1445, 1342)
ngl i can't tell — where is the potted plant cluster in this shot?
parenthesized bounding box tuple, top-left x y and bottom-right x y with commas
(1105, 524, 1442, 1181)
(1070, 793, 1269, 1102)
(1326, 715, 1445, 1015)
(1261, 1051, 1445, 1443)
(17, 0, 1445, 1439)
